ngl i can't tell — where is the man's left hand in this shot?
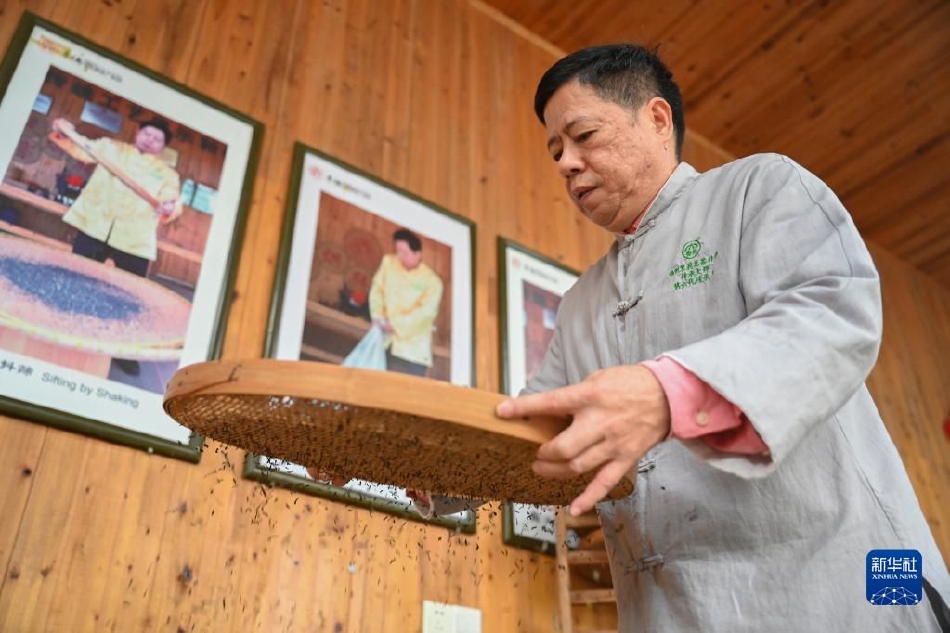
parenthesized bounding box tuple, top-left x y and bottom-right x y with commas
(495, 364, 671, 516)
(373, 318, 394, 333)
(156, 199, 177, 218)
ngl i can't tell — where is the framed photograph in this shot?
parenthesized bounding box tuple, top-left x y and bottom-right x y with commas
(244, 143, 476, 531)
(497, 237, 579, 552)
(0, 13, 263, 461)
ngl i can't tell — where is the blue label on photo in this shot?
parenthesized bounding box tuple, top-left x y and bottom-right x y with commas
(866, 549, 922, 605)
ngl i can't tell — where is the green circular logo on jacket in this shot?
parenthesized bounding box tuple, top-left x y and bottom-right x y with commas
(682, 239, 701, 259)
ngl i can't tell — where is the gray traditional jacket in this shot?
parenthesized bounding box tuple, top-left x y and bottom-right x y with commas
(522, 154, 949, 631)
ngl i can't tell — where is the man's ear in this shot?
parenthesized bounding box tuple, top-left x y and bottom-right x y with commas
(646, 97, 674, 142)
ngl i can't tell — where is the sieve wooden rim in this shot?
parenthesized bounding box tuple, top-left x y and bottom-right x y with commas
(164, 359, 635, 503)
(0, 312, 184, 358)
(164, 359, 569, 445)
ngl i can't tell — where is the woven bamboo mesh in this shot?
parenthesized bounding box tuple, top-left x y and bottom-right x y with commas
(164, 360, 634, 504)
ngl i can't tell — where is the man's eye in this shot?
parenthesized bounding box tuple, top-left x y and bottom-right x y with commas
(552, 151, 562, 162)
(577, 131, 593, 142)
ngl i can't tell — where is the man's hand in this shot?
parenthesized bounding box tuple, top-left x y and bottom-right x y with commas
(373, 318, 393, 334)
(51, 118, 75, 137)
(495, 364, 670, 516)
(155, 199, 178, 218)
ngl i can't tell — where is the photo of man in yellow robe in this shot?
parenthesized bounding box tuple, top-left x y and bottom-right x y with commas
(51, 116, 182, 277)
(368, 228, 443, 377)
(50, 116, 182, 376)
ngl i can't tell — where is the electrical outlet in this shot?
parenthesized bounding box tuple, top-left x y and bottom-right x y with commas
(421, 600, 481, 633)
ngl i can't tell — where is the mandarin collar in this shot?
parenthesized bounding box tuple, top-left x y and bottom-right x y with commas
(614, 161, 698, 245)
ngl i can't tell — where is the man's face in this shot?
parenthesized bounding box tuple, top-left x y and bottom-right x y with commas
(543, 80, 676, 233)
(395, 239, 423, 270)
(135, 125, 167, 155)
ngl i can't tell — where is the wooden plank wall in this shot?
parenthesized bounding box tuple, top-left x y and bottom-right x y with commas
(867, 245, 950, 558)
(0, 1, 945, 631)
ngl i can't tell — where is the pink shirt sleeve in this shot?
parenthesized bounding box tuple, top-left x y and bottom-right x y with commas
(641, 357, 769, 456)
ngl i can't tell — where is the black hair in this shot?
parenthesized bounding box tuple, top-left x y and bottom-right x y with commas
(534, 44, 685, 160)
(393, 228, 422, 252)
(139, 117, 172, 145)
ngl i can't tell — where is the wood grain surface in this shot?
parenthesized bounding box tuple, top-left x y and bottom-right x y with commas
(0, 1, 946, 631)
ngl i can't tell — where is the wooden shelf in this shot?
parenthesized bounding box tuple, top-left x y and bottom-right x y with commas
(0, 219, 69, 251)
(299, 343, 344, 364)
(569, 588, 616, 605)
(304, 300, 450, 361)
(0, 183, 202, 264)
(566, 550, 610, 565)
(564, 512, 601, 529)
(578, 527, 605, 549)
(556, 507, 618, 632)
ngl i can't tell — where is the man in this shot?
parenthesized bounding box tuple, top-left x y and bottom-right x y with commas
(367, 228, 443, 377)
(429, 44, 949, 630)
(51, 117, 183, 375)
(307, 229, 443, 486)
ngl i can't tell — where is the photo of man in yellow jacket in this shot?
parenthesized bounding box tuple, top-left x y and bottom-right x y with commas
(49, 116, 182, 376)
(368, 228, 444, 377)
(50, 116, 182, 276)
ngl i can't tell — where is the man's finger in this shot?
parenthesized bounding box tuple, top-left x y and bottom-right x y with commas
(532, 454, 608, 481)
(536, 415, 606, 462)
(532, 459, 576, 480)
(496, 383, 587, 418)
(536, 438, 612, 476)
(569, 460, 633, 516)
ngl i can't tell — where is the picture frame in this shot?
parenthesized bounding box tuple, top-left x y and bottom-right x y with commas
(0, 13, 263, 462)
(497, 237, 579, 553)
(243, 143, 476, 532)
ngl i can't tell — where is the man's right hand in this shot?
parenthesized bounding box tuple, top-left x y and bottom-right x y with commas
(51, 118, 75, 136)
(495, 364, 663, 517)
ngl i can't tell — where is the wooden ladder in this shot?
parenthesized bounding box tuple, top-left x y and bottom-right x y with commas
(555, 508, 618, 633)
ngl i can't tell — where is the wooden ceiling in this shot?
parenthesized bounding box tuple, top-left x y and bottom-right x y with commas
(481, 0, 950, 288)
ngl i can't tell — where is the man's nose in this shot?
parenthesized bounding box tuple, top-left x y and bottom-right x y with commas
(557, 146, 583, 178)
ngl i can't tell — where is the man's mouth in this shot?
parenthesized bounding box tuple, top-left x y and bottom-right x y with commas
(573, 186, 594, 203)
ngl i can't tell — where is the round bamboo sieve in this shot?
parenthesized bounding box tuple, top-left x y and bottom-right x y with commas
(163, 359, 634, 505)
(0, 234, 191, 360)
